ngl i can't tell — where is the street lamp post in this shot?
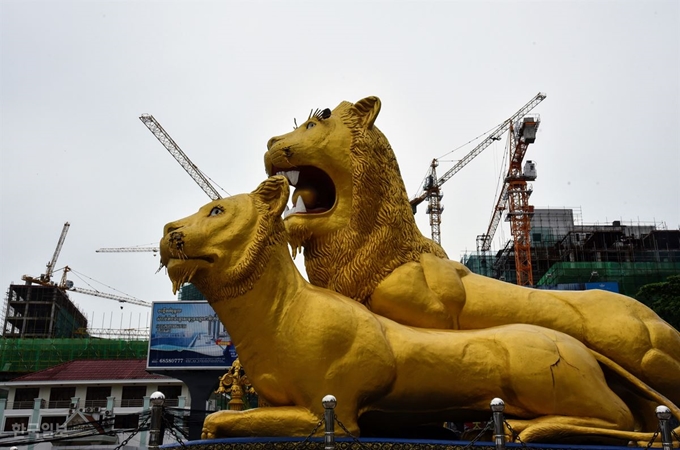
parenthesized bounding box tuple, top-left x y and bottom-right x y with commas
(149, 391, 165, 450)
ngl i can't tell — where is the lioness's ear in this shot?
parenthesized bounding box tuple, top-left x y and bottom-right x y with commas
(352, 96, 381, 130)
(252, 176, 289, 217)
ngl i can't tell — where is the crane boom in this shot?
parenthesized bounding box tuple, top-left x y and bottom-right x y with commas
(409, 92, 546, 245)
(22, 225, 153, 309)
(42, 222, 70, 283)
(410, 92, 546, 209)
(139, 114, 222, 200)
(60, 266, 151, 307)
(96, 247, 159, 253)
(435, 93, 546, 190)
(69, 287, 151, 307)
(478, 183, 509, 252)
(22, 270, 151, 308)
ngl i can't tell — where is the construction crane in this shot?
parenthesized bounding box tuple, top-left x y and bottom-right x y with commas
(98, 116, 218, 256)
(21, 224, 151, 308)
(139, 114, 222, 200)
(97, 116, 220, 256)
(409, 92, 547, 245)
(477, 115, 542, 286)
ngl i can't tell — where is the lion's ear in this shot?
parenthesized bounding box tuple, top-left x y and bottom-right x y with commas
(252, 176, 290, 217)
(352, 96, 381, 130)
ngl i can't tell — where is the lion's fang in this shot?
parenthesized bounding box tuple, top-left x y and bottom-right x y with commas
(294, 195, 306, 213)
(276, 170, 300, 186)
(284, 195, 307, 218)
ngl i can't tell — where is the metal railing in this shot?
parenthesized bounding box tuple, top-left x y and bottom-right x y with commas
(7, 397, 183, 412)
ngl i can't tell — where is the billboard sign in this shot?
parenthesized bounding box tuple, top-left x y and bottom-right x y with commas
(148, 301, 237, 369)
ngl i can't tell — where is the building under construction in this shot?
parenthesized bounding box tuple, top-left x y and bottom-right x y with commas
(463, 207, 680, 296)
(0, 284, 150, 381)
(2, 284, 89, 339)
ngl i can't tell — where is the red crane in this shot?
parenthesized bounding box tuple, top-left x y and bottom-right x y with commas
(478, 114, 542, 286)
(410, 92, 546, 245)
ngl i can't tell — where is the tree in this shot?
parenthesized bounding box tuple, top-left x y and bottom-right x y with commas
(635, 275, 680, 331)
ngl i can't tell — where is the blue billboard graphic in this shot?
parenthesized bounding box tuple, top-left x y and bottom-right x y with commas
(148, 301, 238, 369)
(584, 281, 620, 293)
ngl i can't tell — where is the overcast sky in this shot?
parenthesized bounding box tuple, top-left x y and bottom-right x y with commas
(1, 1, 678, 330)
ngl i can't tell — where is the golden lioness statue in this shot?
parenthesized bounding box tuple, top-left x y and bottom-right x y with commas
(160, 176, 679, 443)
(264, 96, 680, 405)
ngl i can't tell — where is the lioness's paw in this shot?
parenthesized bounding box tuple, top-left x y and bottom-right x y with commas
(201, 428, 215, 440)
(202, 414, 222, 439)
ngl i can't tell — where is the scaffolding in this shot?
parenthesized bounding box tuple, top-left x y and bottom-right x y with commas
(0, 337, 149, 374)
(2, 284, 89, 338)
(536, 261, 680, 294)
(178, 283, 206, 301)
(1, 283, 152, 378)
(462, 208, 680, 296)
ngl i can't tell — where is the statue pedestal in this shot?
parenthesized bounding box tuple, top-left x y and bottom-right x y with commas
(163, 437, 646, 450)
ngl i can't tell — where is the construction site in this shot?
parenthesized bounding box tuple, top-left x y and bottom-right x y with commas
(408, 92, 678, 296)
(462, 208, 680, 295)
(0, 113, 220, 387)
(0, 221, 152, 381)
(0, 113, 223, 392)
(0, 280, 150, 380)
(3, 93, 678, 377)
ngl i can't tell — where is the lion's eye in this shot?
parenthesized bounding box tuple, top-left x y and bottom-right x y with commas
(306, 122, 316, 129)
(209, 206, 223, 217)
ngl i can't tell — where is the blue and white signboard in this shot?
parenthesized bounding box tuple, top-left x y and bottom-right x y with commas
(147, 301, 238, 369)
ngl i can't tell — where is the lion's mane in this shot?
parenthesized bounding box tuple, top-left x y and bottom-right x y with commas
(208, 184, 288, 303)
(292, 100, 447, 305)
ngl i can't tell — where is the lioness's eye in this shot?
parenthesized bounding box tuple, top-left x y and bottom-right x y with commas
(306, 122, 316, 129)
(209, 206, 223, 216)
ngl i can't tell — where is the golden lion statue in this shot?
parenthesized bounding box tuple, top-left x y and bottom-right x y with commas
(159, 176, 678, 443)
(264, 96, 680, 406)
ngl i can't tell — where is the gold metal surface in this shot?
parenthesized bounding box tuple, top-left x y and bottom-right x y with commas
(216, 359, 254, 411)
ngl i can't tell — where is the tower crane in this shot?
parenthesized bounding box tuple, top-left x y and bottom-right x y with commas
(477, 114, 542, 286)
(139, 114, 222, 200)
(98, 116, 217, 263)
(21, 224, 151, 308)
(97, 116, 220, 258)
(409, 92, 546, 245)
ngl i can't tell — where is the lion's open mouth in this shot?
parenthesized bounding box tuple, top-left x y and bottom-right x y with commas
(270, 165, 336, 217)
(163, 254, 215, 267)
